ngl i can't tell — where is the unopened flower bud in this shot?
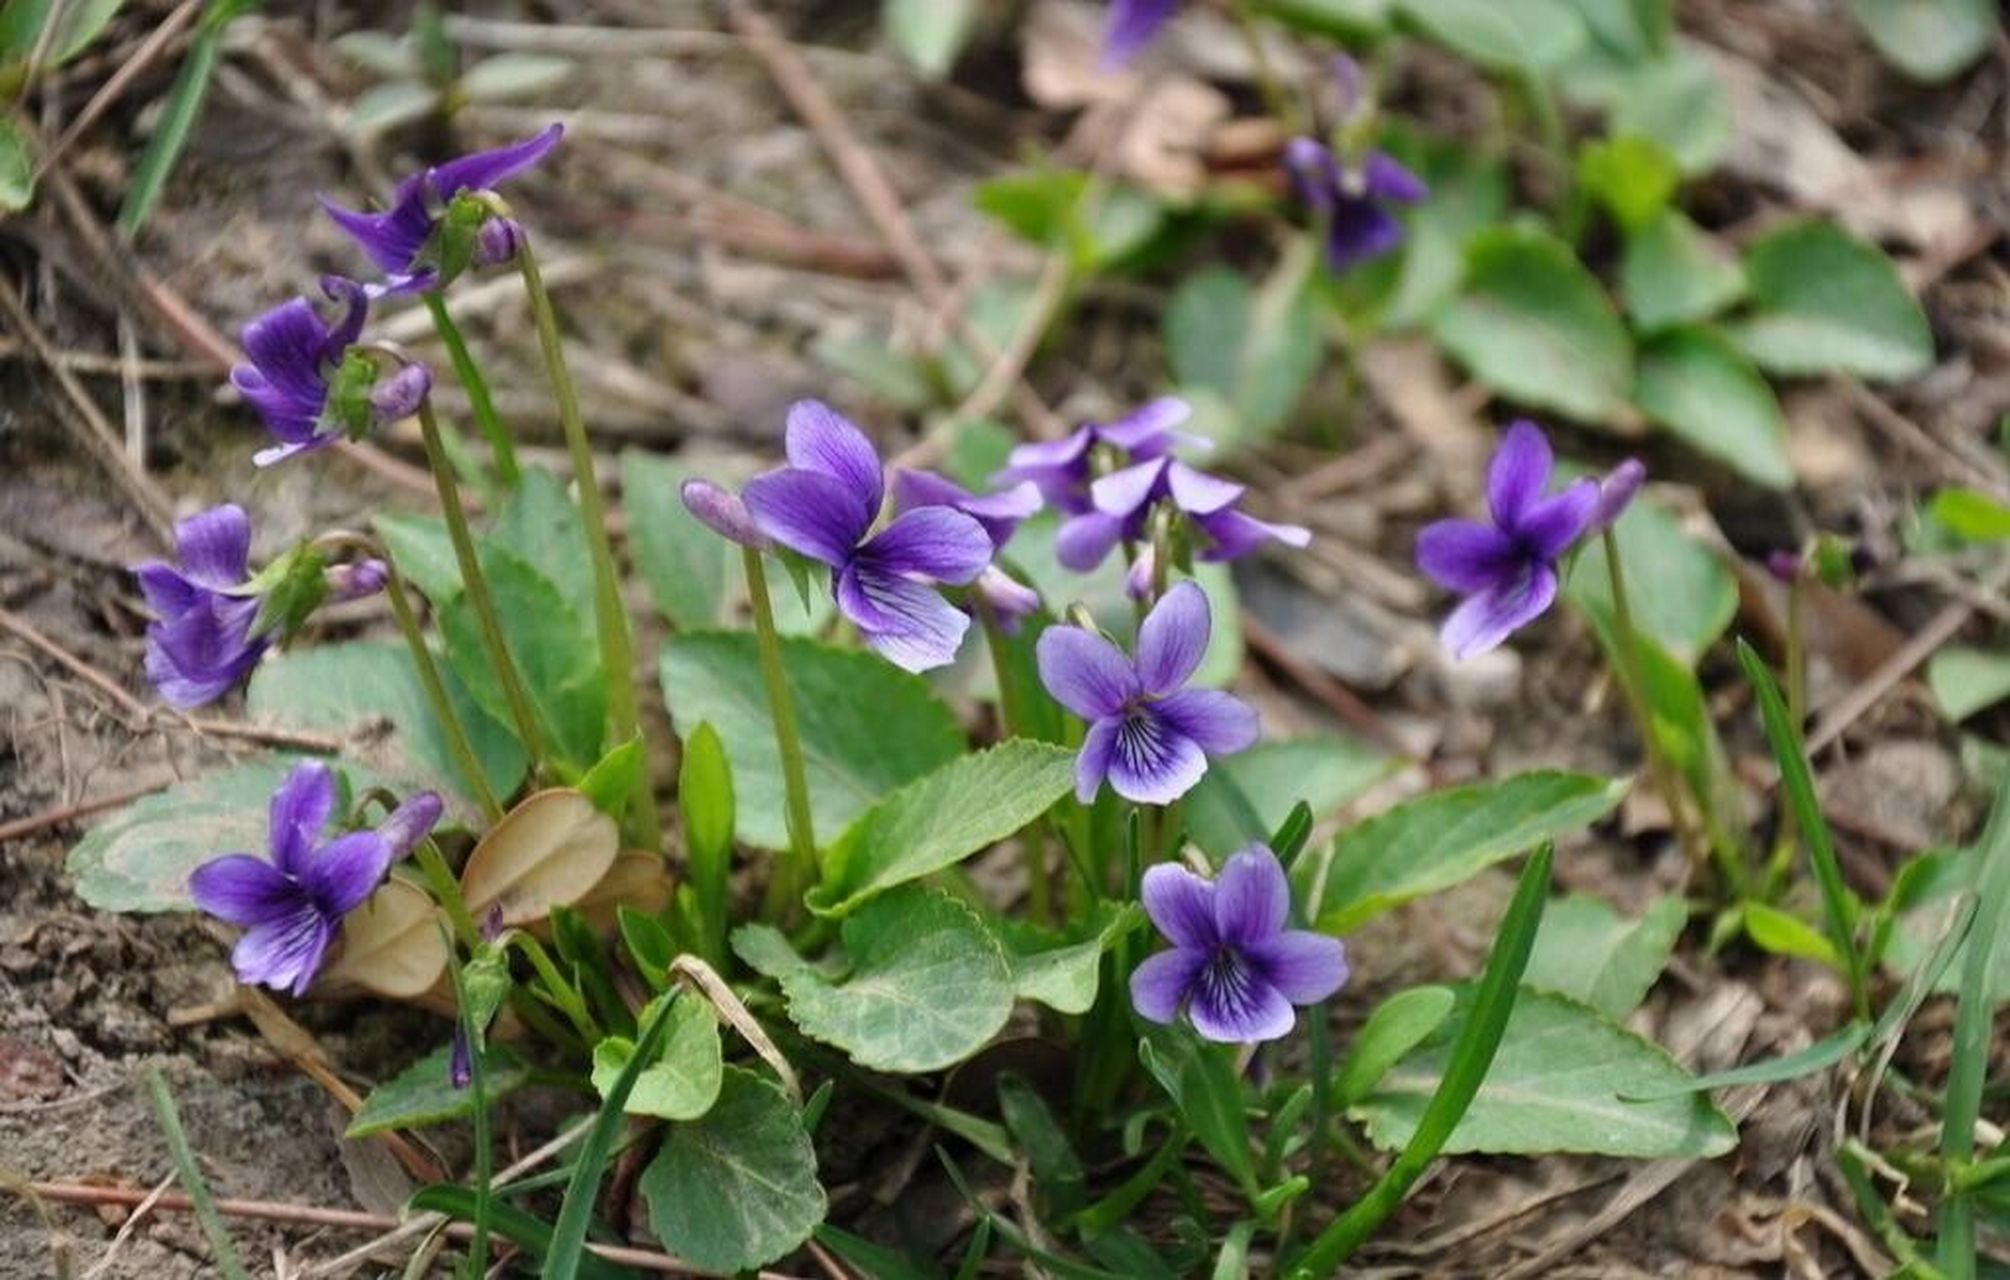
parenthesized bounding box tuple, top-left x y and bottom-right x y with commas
(1588, 458, 1646, 532)
(325, 557, 389, 602)
(369, 362, 432, 425)
(680, 478, 769, 549)
(1765, 550, 1803, 584)
(1125, 546, 1157, 602)
(975, 567, 1041, 632)
(475, 216, 526, 267)
(376, 791, 444, 861)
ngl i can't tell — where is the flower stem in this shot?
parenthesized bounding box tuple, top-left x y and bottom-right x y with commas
(1600, 528, 1723, 890)
(1765, 573, 1809, 896)
(423, 291, 518, 489)
(515, 242, 661, 850)
(413, 838, 483, 948)
(1231, 0, 1298, 133)
(745, 548, 819, 910)
(443, 949, 494, 1280)
(976, 597, 1052, 926)
(381, 560, 503, 822)
(416, 397, 550, 767)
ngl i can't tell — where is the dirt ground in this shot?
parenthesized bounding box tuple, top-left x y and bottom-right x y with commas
(3, 0, 2008, 1275)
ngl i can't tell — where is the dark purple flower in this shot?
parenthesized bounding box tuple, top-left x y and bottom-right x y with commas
(449, 1025, 474, 1089)
(134, 505, 269, 709)
(1036, 581, 1257, 804)
(1284, 138, 1427, 273)
(743, 401, 992, 672)
(1416, 421, 1599, 661)
(680, 478, 770, 550)
(994, 397, 1194, 516)
(1056, 452, 1311, 572)
(1131, 845, 1347, 1043)
(1104, 0, 1179, 65)
(322, 125, 563, 286)
(231, 277, 383, 467)
(188, 763, 442, 996)
(1589, 458, 1645, 532)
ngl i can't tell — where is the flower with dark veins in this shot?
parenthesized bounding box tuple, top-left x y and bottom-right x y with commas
(744, 401, 992, 672)
(188, 762, 442, 996)
(133, 505, 270, 709)
(1284, 137, 1428, 273)
(322, 125, 563, 288)
(1036, 581, 1257, 805)
(1131, 844, 1347, 1043)
(1416, 420, 1600, 660)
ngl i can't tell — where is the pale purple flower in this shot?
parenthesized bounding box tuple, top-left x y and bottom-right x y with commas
(894, 469, 1045, 629)
(188, 762, 442, 996)
(232, 277, 427, 467)
(1036, 581, 1257, 804)
(680, 478, 770, 550)
(743, 402, 992, 672)
(1284, 138, 1427, 273)
(1104, 0, 1179, 65)
(1416, 421, 1599, 660)
(1055, 451, 1311, 572)
(994, 397, 1194, 516)
(972, 566, 1043, 631)
(134, 505, 269, 709)
(322, 125, 562, 287)
(325, 558, 389, 603)
(1131, 845, 1347, 1043)
(1589, 459, 1645, 532)
(475, 216, 526, 267)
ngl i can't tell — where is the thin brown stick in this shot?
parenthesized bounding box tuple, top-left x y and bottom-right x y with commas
(0, 335, 212, 379)
(0, 276, 176, 543)
(1241, 613, 1412, 760)
(175, 716, 347, 754)
(0, 779, 173, 845)
(0, 606, 150, 721)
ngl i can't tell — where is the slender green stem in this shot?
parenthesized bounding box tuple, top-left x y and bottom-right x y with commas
(1766, 574, 1809, 896)
(444, 950, 493, 1280)
(746, 549, 819, 909)
(511, 933, 601, 1044)
(514, 243, 660, 849)
(1938, 780, 2010, 1278)
(1230, 1, 1298, 132)
(382, 560, 503, 822)
(416, 398, 550, 766)
(423, 291, 518, 488)
(976, 598, 1051, 925)
(1601, 529, 1722, 890)
(146, 1066, 251, 1280)
(414, 838, 484, 947)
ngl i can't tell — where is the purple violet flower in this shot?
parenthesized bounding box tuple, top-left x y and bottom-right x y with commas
(1416, 421, 1600, 661)
(1036, 581, 1258, 804)
(232, 277, 431, 467)
(1104, 0, 1179, 66)
(1056, 451, 1312, 572)
(743, 401, 993, 672)
(325, 558, 390, 603)
(322, 125, 563, 287)
(134, 505, 270, 709)
(1131, 845, 1347, 1043)
(1284, 138, 1428, 273)
(1588, 458, 1645, 532)
(995, 397, 1194, 516)
(188, 762, 442, 996)
(895, 468, 1046, 629)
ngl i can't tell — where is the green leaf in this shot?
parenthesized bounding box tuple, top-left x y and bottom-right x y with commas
(591, 998, 723, 1121)
(776, 887, 1014, 1072)
(1565, 489, 1737, 663)
(247, 642, 525, 818)
(1296, 771, 1628, 932)
(1352, 988, 1737, 1157)
(1432, 227, 1634, 423)
(67, 758, 334, 913)
(883, 0, 977, 77)
(816, 741, 1076, 914)
(1185, 737, 1396, 862)
(1005, 906, 1142, 1015)
(407, 1188, 627, 1280)
(1607, 47, 1731, 175)
(1577, 134, 1679, 233)
(330, 28, 418, 77)
(118, 0, 255, 237)
(1633, 326, 1792, 488)
(1844, 0, 1996, 83)
(346, 1042, 529, 1137)
(1625, 1020, 1871, 1099)
(576, 734, 643, 818)
(1621, 210, 1744, 332)
(1929, 647, 2010, 723)
(619, 451, 732, 630)
(6, 0, 125, 64)
(0, 115, 34, 213)
(640, 1067, 826, 1273)
(1374, 128, 1510, 329)
(661, 631, 963, 850)
(374, 512, 460, 603)
(1335, 986, 1457, 1105)
(1928, 489, 2010, 544)
(1166, 260, 1321, 441)
(492, 467, 594, 622)
(460, 52, 574, 101)
(1140, 1027, 1260, 1198)
(679, 721, 735, 961)
(1524, 895, 1687, 1017)
(1728, 220, 1934, 382)
(1395, 0, 1587, 70)
(811, 333, 937, 412)
(440, 547, 607, 769)
(1741, 901, 1843, 968)
(344, 79, 437, 135)
(1565, 0, 1671, 60)
(1940, 780, 2010, 1272)
(1250, 0, 1390, 39)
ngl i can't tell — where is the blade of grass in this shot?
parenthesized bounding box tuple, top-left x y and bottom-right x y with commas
(1285, 842, 1554, 1276)
(1621, 1020, 1869, 1100)
(444, 950, 493, 1278)
(408, 1187, 629, 1280)
(543, 990, 681, 1280)
(145, 1065, 251, 1280)
(1736, 638, 1870, 1021)
(1937, 778, 2010, 1278)
(116, 0, 259, 238)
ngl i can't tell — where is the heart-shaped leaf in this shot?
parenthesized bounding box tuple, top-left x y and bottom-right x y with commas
(460, 790, 618, 926)
(592, 997, 723, 1121)
(1186, 736, 1397, 862)
(1621, 210, 1744, 332)
(1727, 220, 1933, 382)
